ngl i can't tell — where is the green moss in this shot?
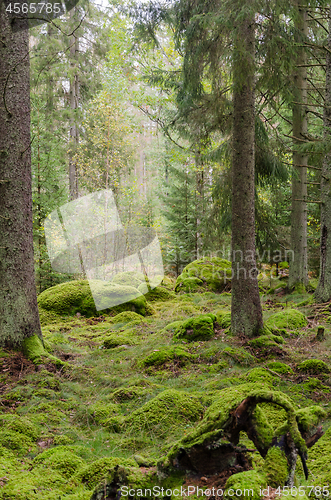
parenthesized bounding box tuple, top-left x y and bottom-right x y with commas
(306, 426, 331, 486)
(110, 385, 152, 403)
(266, 362, 293, 375)
(215, 309, 231, 328)
(38, 307, 64, 326)
(296, 405, 327, 432)
(0, 415, 39, 441)
(173, 313, 216, 341)
(175, 257, 232, 292)
(224, 470, 267, 500)
(103, 333, 138, 348)
(38, 279, 147, 317)
(141, 346, 195, 367)
(249, 334, 284, 348)
(302, 378, 330, 393)
(263, 447, 288, 487)
(125, 389, 204, 436)
(162, 383, 307, 470)
(0, 429, 35, 453)
(73, 456, 136, 490)
(53, 435, 74, 445)
(245, 368, 275, 385)
(88, 402, 118, 424)
(22, 334, 65, 366)
(108, 311, 144, 325)
(209, 360, 229, 372)
(297, 359, 330, 374)
(223, 347, 256, 366)
(258, 403, 288, 430)
(292, 283, 306, 294)
(174, 277, 205, 293)
(266, 309, 307, 332)
(138, 285, 175, 301)
(34, 446, 85, 478)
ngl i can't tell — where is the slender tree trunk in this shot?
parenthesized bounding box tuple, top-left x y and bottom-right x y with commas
(68, 7, 79, 200)
(0, 6, 42, 346)
(315, 6, 331, 303)
(231, 9, 263, 338)
(195, 148, 204, 259)
(289, 0, 309, 290)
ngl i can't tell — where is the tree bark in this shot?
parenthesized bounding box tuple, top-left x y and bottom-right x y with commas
(289, 0, 309, 290)
(0, 6, 42, 346)
(231, 9, 263, 337)
(315, 5, 331, 303)
(68, 7, 79, 200)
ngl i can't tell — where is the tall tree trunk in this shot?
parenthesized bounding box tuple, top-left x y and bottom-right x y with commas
(69, 7, 79, 200)
(0, 7, 42, 346)
(195, 148, 204, 259)
(289, 0, 309, 290)
(315, 5, 331, 303)
(231, 9, 263, 337)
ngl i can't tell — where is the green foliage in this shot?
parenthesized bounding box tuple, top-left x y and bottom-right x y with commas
(141, 346, 195, 367)
(266, 309, 308, 332)
(124, 389, 204, 436)
(173, 313, 216, 342)
(297, 359, 330, 375)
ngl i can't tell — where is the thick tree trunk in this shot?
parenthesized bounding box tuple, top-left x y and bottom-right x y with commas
(68, 7, 79, 200)
(0, 6, 42, 346)
(231, 10, 263, 337)
(315, 6, 331, 302)
(289, 0, 309, 290)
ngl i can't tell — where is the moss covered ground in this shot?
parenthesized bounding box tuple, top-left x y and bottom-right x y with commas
(1, 274, 331, 499)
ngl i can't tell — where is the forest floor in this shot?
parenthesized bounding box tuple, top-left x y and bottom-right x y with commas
(1, 274, 331, 499)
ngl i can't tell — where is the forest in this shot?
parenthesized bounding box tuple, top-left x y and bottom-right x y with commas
(2, 0, 331, 498)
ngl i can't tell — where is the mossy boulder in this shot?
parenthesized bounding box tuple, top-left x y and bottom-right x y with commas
(174, 277, 205, 293)
(266, 309, 307, 332)
(73, 457, 136, 490)
(297, 359, 330, 375)
(266, 362, 293, 375)
(173, 313, 216, 342)
(175, 257, 232, 293)
(248, 334, 284, 349)
(38, 279, 147, 317)
(124, 389, 204, 436)
(223, 347, 256, 366)
(37, 448, 85, 478)
(0, 429, 35, 454)
(141, 346, 195, 367)
(108, 311, 144, 325)
(245, 368, 275, 385)
(224, 470, 267, 500)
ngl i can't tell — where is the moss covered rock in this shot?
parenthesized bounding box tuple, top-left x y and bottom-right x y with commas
(111, 271, 145, 289)
(248, 334, 284, 348)
(141, 346, 195, 367)
(108, 311, 144, 325)
(215, 310, 231, 328)
(173, 313, 216, 342)
(125, 389, 204, 436)
(297, 359, 330, 375)
(88, 402, 118, 424)
(73, 457, 136, 490)
(38, 279, 147, 317)
(174, 277, 205, 293)
(245, 368, 275, 385)
(224, 470, 267, 500)
(266, 309, 307, 332)
(110, 385, 153, 403)
(103, 332, 138, 348)
(175, 257, 232, 293)
(223, 347, 256, 366)
(267, 362, 293, 375)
